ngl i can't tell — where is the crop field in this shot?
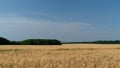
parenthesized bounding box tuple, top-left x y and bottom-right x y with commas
(0, 44, 120, 68)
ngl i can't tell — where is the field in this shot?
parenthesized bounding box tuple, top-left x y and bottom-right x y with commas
(0, 44, 120, 68)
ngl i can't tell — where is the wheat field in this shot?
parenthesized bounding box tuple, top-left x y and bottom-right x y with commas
(0, 44, 120, 68)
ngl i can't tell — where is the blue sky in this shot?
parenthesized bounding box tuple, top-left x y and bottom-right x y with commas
(0, 0, 120, 42)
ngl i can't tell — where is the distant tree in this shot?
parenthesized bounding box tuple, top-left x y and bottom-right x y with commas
(0, 37, 10, 45)
(19, 39, 62, 45)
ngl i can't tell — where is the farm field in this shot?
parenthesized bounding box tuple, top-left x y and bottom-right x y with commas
(0, 44, 120, 68)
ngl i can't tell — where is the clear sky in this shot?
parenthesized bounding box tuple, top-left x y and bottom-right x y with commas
(0, 0, 120, 42)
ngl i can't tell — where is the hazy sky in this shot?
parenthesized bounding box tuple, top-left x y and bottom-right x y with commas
(0, 0, 120, 42)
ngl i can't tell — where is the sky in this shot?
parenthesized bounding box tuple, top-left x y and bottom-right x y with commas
(0, 0, 120, 42)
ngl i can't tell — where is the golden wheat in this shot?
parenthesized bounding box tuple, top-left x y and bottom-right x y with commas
(0, 44, 120, 68)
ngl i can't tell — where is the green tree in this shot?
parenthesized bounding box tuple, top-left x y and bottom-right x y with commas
(0, 37, 10, 45)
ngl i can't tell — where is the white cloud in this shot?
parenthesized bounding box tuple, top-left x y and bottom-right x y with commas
(0, 13, 17, 17)
(0, 17, 94, 32)
(0, 15, 94, 41)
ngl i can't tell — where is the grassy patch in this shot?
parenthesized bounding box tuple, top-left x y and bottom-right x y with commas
(55, 48, 96, 51)
(0, 49, 23, 52)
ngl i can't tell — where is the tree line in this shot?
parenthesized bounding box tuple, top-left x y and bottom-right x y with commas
(0, 37, 62, 45)
(64, 40, 120, 44)
(81, 40, 120, 44)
